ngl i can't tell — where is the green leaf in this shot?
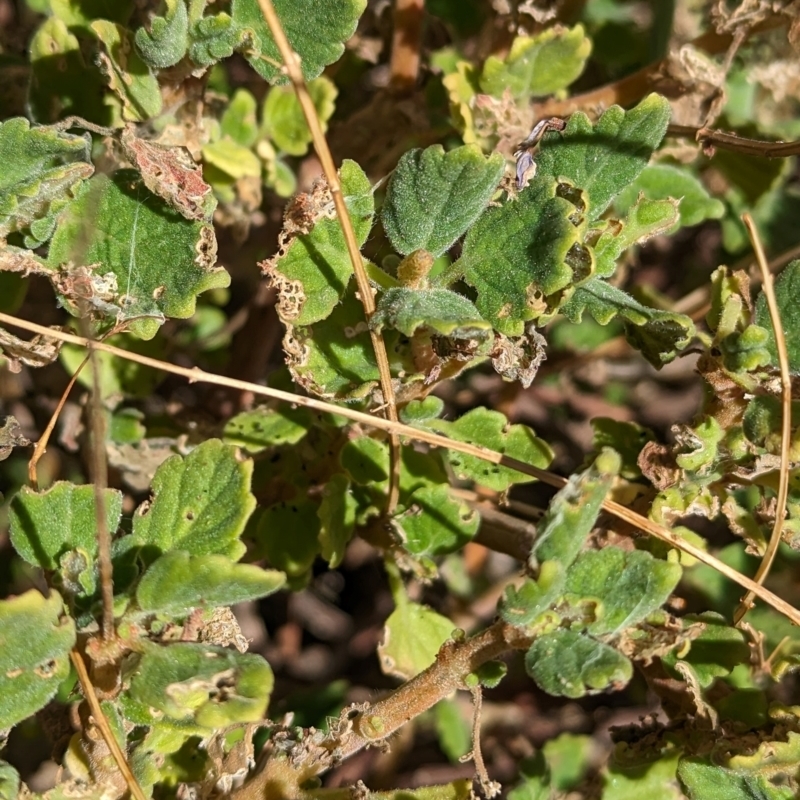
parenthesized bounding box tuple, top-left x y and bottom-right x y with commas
(591, 418, 652, 481)
(0, 118, 93, 240)
(9, 482, 122, 572)
(0, 590, 76, 729)
(128, 642, 273, 728)
(267, 160, 374, 325)
(396, 485, 479, 557)
(28, 17, 110, 125)
(381, 145, 505, 258)
(562, 278, 695, 368)
(134, 0, 189, 69)
(91, 21, 163, 122)
(400, 396, 445, 423)
(285, 289, 383, 400)
(563, 549, 682, 636)
(318, 474, 357, 568)
(188, 12, 250, 67)
(603, 750, 682, 800)
(525, 629, 632, 698)
(340, 436, 390, 484)
(232, 0, 367, 83)
(262, 77, 337, 156)
(479, 25, 591, 98)
(755, 259, 800, 373)
(0, 762, 20, 800)
(223, 405, 311, 453)
(662, 612, 749, 688)
(433, 699, 471, 762)
(427, 408, 553, 491)
(372, 287, 491, 339)
(47, 171, 229, 340)
(255, 500, 321, 582)
(221, 88, 259, 148)
(379, 601, 454, 680)
(535, 93, 671, 221)
(136, 551, 285, 614)
(678, 759, 795, 800)
(202, 137, 262, 179)
(615, 164, 725, 229)
(593, 196, 680, 278)
(128, 439, 255, 563)
(501, 560, 566, 629)
(532, 448, 620, 568)
(459, 175, 589, 335)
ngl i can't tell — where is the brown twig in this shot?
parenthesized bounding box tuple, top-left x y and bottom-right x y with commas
(389, 0, 425, 94)
(2, 311, 799, 626)
(667, 124, 800, 158)
(69, 650, 147, 800)
(28, 352, 91, 489)
(734, 214, 792, 623)
(254, 0, 402, 515)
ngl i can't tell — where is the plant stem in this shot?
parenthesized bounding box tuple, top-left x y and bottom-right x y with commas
(734, 214, 792, 622)
(667, 124, 800, 158)
(254, 0, 402, 516)
(3, 311, 800, 627)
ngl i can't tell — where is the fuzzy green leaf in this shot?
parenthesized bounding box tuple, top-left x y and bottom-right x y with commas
(427, 408, 553, 491)
(593, 196, 679, 278)
(678, 759, 794, 800)
(0, 590, 76, 729)
(340, 436, 390, 484)
(525, 630, 632, 698)
(755, 259, 800, 374)
(318, 473, 357, 568)
(479, 25, 591, 98)
(28, 17, 110, 125)
(223, 406, 311, 453)
(533, 449, 620, 568)
(662, 612, 750, 688)
(91, 21, 163, 122)
(0, 762, 20, 800)
(129, 642, 273, 728)
(397, 485, 479, 557)
(255, 500, 321, 582)
(9, 483, 122, 575)
(562, 278, 695, 368)
(268, 160, 374, 325)
(285, 289, 391, 400)
(381, 145, 505, 258)
(47, 171, 229, 339)
(564, 549, 682, 636)
(262, 77, 337, 156)
(372, 287, 491, 339)
(136, 551, 285, 615)
(500, 560, 566, 629)
(379, 601, 454, 680)
(188, 12, 250, 66)
(0, 118, 93, 240)
(232, 0, 366, 83)
(128, 439, 255, 563)
(535, 94, 671, 220)
(459, 175, 589, 335)
(591, 418, 652, 481)
(400, 396, 445, 423)
(134, 0, 189, 69)
(615, 164, 725, 229)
